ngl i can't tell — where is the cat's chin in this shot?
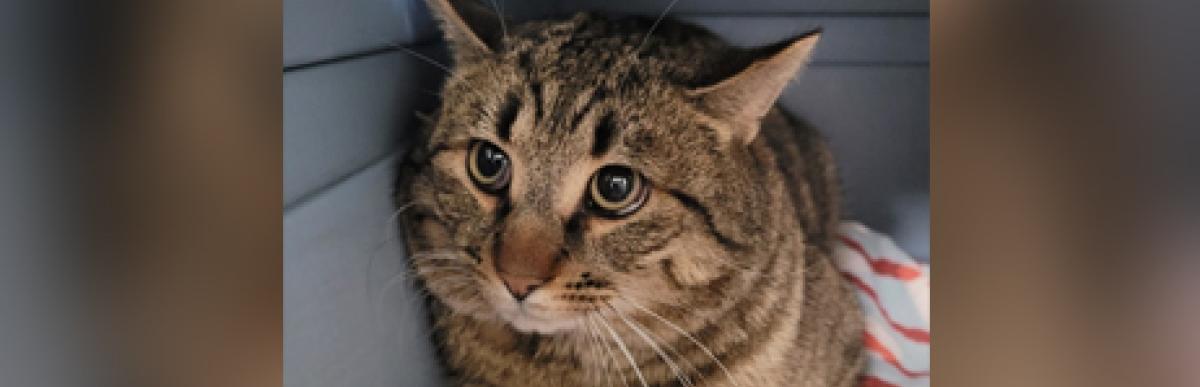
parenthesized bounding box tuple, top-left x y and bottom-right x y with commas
(496, 304, 585, 334)
(505, 315, 580, 334)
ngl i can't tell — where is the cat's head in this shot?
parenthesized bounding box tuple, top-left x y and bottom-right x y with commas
(401, 0, 819, 334)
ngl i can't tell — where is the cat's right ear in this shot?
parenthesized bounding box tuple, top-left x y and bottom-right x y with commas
(425, 0, 506, 61)
(688, 31, 820, 145)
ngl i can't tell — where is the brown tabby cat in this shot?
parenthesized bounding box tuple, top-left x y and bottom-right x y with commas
(396, 1, 864, 386)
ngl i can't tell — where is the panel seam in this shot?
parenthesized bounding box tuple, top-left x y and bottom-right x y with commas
(284, 151, 399, 213)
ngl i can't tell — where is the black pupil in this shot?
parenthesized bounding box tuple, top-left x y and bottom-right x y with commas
(598, 169, 633, 202)
(476, 144, 507, 178)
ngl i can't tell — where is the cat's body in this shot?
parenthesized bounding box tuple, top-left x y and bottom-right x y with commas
(398, 2, 863, 386)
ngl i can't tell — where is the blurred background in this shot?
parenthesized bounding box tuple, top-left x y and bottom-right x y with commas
(3, 0, 1199, 386)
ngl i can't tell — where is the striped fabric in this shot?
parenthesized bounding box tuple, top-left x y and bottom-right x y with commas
(833, 222, 930, 387)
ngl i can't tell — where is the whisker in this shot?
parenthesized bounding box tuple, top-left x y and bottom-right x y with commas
(397, 45, 452, 73)
(595, 313, 649, 387)
(408, 248, 465, 257)
(408, 264, 466, 272)
(374, 272, 412, 322)
(375, 269, 471, 333)
(380, 278, 476, 348)
(390, 44, 494, 104)
(409, 250, 465, 257)
(486, 0, 508, 44)
(379, 265, 473, 300)
(384, 202, 414, 242)
(409, 257, 470, 266)
(366, 202, 416, 306)
(408, 255, 468, 263)
(413, 267, 476, 278)
(580, 315, 609, 386)
(409, 258, 470, 267)
(637, 320, 700, 383)
(618, 295, 740, 387)
(638, 0, 681, 52)
(589, 313, 631, 387)
(409, 252, 463, 257)
(586, 313, 620, 387)
(608, 303, 693, 387)
(406, 249, 469, 265)
(415, 109, 436, 124)
(579, 315, 601, 384)
(407, 250, 472, 270)
(629, 314, 701, 384)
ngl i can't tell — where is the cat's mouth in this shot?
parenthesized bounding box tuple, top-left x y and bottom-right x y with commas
(490, 287, 590, 334)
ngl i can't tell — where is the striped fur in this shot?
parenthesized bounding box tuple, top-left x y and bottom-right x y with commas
(397, 2, 863, 386)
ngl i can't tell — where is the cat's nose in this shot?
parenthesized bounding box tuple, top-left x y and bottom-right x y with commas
(493, 209, 563, 301)
(498, 273, 547, 301)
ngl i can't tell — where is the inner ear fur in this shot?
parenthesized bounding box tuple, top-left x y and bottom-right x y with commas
(689, 31, 821, 145)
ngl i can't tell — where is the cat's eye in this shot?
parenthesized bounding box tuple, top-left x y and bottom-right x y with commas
(587, 165, 648, 217)
(467, 140, 511, 193)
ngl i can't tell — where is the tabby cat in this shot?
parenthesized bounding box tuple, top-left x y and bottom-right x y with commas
(396, 1, 864, 386)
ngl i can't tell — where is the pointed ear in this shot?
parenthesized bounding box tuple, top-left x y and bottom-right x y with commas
(425, 0, 506, 61)
(689, 31, 820, 145)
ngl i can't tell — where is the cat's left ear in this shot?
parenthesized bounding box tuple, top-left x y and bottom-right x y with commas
(425, 0, 506, 61)
(689, 31, 820, 145)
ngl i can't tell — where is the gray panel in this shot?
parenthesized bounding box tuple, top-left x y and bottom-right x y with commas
(555, 0, 928, 14)
(284, 155, 446, 387)
(780, 66, 929, 257)
(284, 50, 443, 207)
(284, 0, 437, 66)
(492, 0, 565, 20)
(682, 16, 928, 63)
(283, 0, 573, 65)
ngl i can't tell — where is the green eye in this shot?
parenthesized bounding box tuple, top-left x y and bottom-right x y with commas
(587, 165, 648, 217)
(467, 140, 511, 193)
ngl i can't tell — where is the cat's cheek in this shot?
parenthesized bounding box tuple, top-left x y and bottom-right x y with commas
(662, 236, 729, 287)
(412, 218, 452, 251)
(663, 256, 718, 287)
(430, 277, 505, 321)
(479, 283, 517, 316)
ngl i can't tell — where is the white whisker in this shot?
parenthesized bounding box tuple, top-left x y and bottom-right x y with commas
(609, 304, 693, 387)
(413, 267, 475, 277)
(384, 202, 414, 243)
(391, 44, 493, 103)
(638, 0, 681, 51)
(375, 270, 470, 336)
(581, 315, 611, 387)
(619, 295, 740, 387)
(399, 46, 452, 73)
(595, 312, 649, 387)
(410, 259, 470, 268)
(580, 315, 602, 384)
(366, 202, 415, 310)
(589, 314, 630, 387)
(409, 255, 467, 263)
(487, 0, 508, 44)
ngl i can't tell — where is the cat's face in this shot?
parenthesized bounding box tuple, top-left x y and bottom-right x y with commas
(401, 1, 817, 334)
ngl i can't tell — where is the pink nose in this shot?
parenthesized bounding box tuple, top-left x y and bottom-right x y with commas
(498, 273, 547, 301)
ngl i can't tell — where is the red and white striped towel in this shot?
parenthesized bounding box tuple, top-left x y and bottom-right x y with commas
(833, 222, 930, 387)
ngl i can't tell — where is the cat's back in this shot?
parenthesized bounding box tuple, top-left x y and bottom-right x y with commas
(760, 108, 842, 251)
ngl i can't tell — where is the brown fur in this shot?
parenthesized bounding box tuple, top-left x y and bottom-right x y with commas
(397, 1, 864, 385)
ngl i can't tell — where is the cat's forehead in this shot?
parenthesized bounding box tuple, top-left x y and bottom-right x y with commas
(435, 13, 734, 167)
(503, 19, 639, 88)
(495, 13, 727, 89)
